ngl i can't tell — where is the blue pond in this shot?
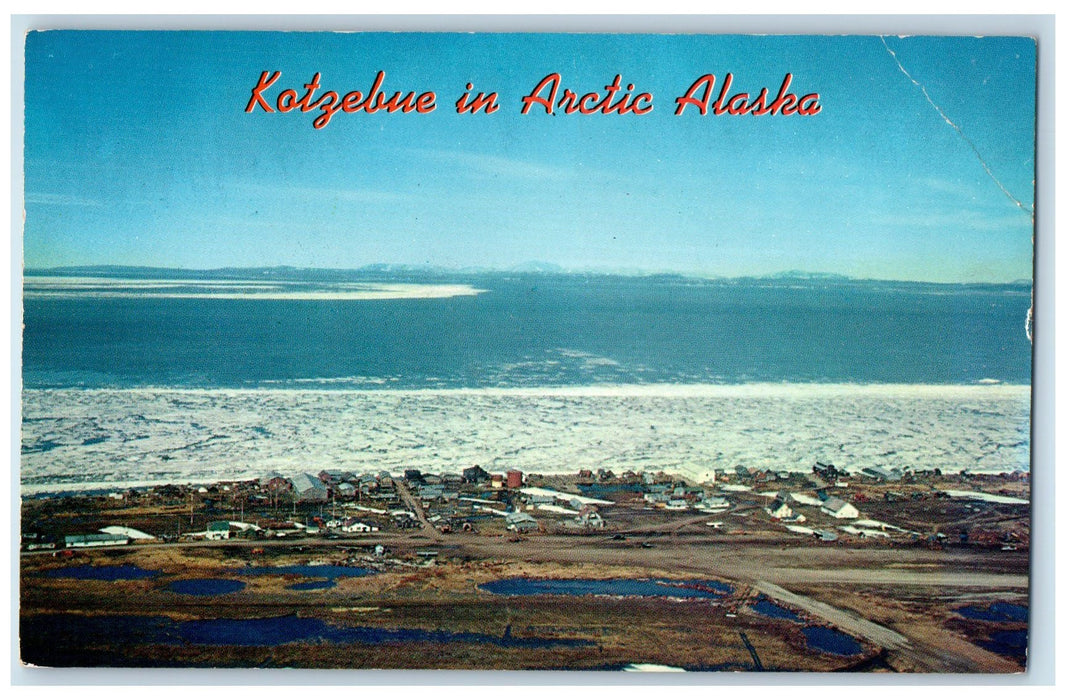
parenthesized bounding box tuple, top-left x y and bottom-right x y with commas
(956, 602, 1028, 623)
(179, 616, 591, 648)
(751, 597, 803, 622)
(22, 613, 593, 650)
(977, 630, 1028, 662)
(168, 579, 246, 596)
(802, 626, 862, 657)
(46, 564, 159, 581)
(480, 577, 732, 598)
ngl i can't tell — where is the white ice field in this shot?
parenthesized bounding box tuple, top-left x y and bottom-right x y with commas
(20, 384, 1030, 494)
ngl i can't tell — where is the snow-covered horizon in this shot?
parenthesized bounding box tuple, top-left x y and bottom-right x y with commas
(22, 276, 487, 301)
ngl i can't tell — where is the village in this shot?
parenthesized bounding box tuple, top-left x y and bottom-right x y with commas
(21, 461, 1031, 554)
(19, 461, 1032, 672)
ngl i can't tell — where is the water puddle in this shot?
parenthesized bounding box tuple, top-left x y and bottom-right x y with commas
(956, 602, 1028, 622)
(21, 613, 593, 653)
(801, 626, 862, 656)
(480, 577, 732, 599)
(178, 616, 592, 648)
(976, 629, 1028, 663)
(750, 595, 860, 657)
(750, 596, 803, 622)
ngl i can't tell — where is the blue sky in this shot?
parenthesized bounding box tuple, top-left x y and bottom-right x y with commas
(23, 32, 1035, 282)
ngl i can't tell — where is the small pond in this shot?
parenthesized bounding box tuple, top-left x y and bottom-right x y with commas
(168, 579, 246, 596)
(956, 602, 1028, 623)
(177, 616, 592, 648)
(480, 577, 732, 598)
(45, 564, 159, 581)
(801, 626, 862, 657)
(751, 597, 803, 622)
(21, 613, 593, 651)
(976, 629, 1028, 663)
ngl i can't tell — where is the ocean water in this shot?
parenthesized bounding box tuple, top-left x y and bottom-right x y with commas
(20, 273, 1033, 490)
(22, 273, 1032, 389)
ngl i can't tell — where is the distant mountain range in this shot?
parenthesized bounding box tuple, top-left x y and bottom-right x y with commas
(22, 263, 1032, 289)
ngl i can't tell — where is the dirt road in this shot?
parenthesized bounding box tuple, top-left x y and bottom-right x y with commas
(755, 581, 1021, 673)
(393, 481, 441, 541)
(755, 580, 911, 650)
(438, 534, 1029, 587)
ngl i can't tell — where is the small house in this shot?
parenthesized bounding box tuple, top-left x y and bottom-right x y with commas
(766, 498, 793, 520)
(861, 466, 902, 482)
(820, 497, 859, 519)
(206, 521, 231, 540)
(462, 465, 490, 484)
(505, 512, 539, 532)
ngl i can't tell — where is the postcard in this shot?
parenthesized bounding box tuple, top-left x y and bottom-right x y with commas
(18, 29, 1035, 673)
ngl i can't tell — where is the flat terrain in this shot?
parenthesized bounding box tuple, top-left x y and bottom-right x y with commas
(20, 470, 1030, 673)
(20, 530, 1028, 673)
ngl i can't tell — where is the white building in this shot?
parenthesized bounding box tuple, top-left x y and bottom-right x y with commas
(695, 469, 716, 485)
(506, 512, 539, 532)
(205, 521, 231, 540)
(99, 526, 155, 540)
(766, 499, 793, 520)
(820, 497, 859, 519)
(580, 511, 605, 528)
(341, 521, 379, 533)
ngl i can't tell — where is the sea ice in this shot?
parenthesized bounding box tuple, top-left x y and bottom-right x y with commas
(20, 384, 1030, 493)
